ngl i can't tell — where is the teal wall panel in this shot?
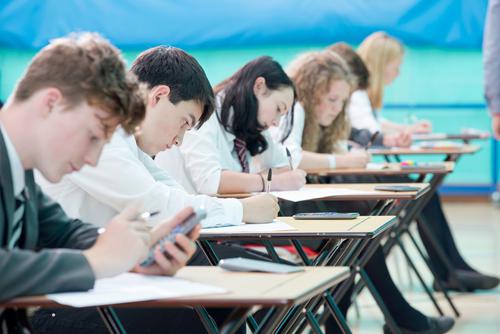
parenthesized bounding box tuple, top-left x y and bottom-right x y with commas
(0, 44, 497, 189)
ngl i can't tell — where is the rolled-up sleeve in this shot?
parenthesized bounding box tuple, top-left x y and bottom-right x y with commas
(178, 118, 225, 195)
(484, 0, 500, 115)
(69, 133, 242, 228)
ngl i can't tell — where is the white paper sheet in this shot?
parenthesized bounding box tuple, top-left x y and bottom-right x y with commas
(366, 163, 390, 170)
(412, 133, 447, 141)
(271, 187, 379, 202)
(412, 141, 464, 149)
(47, 273, 227, 307)
(201, 220, 296, 234)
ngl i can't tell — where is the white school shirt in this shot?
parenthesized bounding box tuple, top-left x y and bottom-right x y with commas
(269, 102, 305, 169)
(347, 90, 381, 133)
(270, 102, 348, 168)
(35, 128, 243, 228)
(155, 107, 289, 195)
(0, 123, 25, 197)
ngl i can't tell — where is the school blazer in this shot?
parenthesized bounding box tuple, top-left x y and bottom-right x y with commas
(0, 130, 98, 301)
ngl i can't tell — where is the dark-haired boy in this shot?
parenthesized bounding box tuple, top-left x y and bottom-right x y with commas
(33, 46, 278, 333)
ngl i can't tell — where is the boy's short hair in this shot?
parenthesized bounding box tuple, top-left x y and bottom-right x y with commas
(130, 46, 214, 129)
(14, 32, 146, 134)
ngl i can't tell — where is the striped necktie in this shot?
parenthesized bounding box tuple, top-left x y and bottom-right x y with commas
(233, 138, 249, 173)
(7, 189, 26, 249)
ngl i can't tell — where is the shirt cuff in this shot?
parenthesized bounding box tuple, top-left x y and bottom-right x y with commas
(327, 155, 336, 168)
(219, 197, 244, 224)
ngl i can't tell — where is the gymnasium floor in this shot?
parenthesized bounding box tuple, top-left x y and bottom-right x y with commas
(350, 201, 500, 333)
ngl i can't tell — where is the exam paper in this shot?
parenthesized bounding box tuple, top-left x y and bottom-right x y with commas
(271, 188, 378, 202)
(366, 163, 390, 170)
(201, 220, 296, 234)
(412, 141, 464, 149)
(48, 273, 226, 307)
(412, 133, 447, 141)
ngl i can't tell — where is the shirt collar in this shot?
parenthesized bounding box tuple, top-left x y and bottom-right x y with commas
(215, 100, 236, 143)
(0, 123, 25, 196)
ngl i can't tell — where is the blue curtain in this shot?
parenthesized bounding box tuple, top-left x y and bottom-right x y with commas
(0, 0, 488, 49)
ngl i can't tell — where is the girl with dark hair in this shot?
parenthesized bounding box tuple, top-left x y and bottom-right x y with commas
(156, 56, 307, 196)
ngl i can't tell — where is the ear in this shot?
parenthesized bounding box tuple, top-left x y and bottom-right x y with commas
(253, 77, 267, 97)
(149, 85, 171, 107)
(40, 88, 63, 118)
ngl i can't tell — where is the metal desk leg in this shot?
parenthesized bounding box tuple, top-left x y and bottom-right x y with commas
(194, 307, 219, 334)
(404, 229, 460, 317)
(97, 306, 127, 334)
(220, 307, 253, 334)
(198, 240, 221, 265)
(358, 268, 402, 334)
(254, 307, 289, 334)
(393, 233, 444, 316)
(324, 292, 352, 334)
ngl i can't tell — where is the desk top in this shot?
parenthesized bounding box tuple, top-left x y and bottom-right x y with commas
(412, 133, 490, 141)
(201, 215, 396, 240)
(369, 144, 480, 156)
(305, 162, 455, 177)
(217, 183, 429, 201)
(0, 267, 350, 308)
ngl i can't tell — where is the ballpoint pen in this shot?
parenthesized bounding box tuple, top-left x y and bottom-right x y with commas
(366, 131, 380, 149)
(285, 147, 294, 170)
(267, 168, 272, 193)
(97, 210, 160, 234)
(135, 210, 160, 221)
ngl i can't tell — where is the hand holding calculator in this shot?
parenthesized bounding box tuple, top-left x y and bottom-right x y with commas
(140, 208, 206, 267)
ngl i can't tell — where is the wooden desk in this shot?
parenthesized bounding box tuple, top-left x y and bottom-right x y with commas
(1, 267, 350, 334)
(365, 144, 475, 316)
(216, 183, 430, 201)
(199, 215, 400, 333)
(201, 216, 396, 240)
(305, 183, 428, 200)
(412, 133, 490, 142)
(305, 162, 455, 177)
(368, 144, 480, 156)
(1, 266, 349, 309)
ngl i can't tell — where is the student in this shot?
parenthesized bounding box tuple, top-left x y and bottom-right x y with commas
(349, 31, 431, 135)
(155, 56, 307, 195)
(323, 42, 411, 148)
(37, 47, 278, 228)
(278, 49, 454, 334)
(332, 41, 499, 292)
(33, 46, 278, 334)
(0, 33, 199, 332)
